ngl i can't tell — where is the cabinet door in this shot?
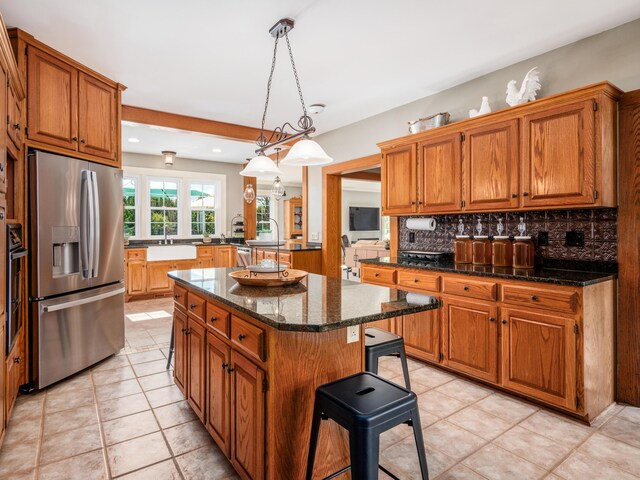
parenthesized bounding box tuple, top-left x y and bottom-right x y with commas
(418, 132, 461, 213)
(78, 72, 117, 161)
(0, 203, 5, 316)
(501, 308, 577, 410)
(206, 332, 231, 457)
(0, 322, 5, 440)
(231, 351, 265, 480)
(442, 297, 498, 383)
(464, 119, 519, 210)
(404, 309, 440, 363)
(187, 317, 206, 422)
(147, 262, 173, 293)
(522, 100, 596, 207)
(382, 144, 417, 215)
(27, 46, 78, 150)
(216, 247, 236, 267)
(173, 309, 188, 395)
(126, 262, 146, 296)
(5, 333, 23, 419)
(0, 63, 6, 194)
(7, 81, 23, 153)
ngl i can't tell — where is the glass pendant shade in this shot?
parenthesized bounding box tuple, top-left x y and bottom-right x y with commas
(271, 176, 285, 198)
(243, 183, 256, 204)
(281, 137, 333, 166)
(239, 153, 282, 178)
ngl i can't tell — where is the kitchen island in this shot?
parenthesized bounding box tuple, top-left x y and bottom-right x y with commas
(168, 268, 439, 480)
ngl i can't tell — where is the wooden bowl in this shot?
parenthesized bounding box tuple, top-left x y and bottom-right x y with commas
(229, 269, 308, 287)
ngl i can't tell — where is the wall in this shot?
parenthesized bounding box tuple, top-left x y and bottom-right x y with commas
(123, 152, 244, 235)
(342, 190, 381, 242)
(307, 18, 640, 239)
(256, 184, 303, 240)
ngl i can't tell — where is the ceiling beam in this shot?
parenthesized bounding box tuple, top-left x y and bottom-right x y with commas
(341, 171, 381, 181)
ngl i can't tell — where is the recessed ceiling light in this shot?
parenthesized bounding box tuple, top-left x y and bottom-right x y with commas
(128, 138, 140, 143)
(308, 104, 325, 114)
(212, 148, 222, 153)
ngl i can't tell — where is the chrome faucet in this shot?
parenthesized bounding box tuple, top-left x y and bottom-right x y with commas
(163, 226, 169, 245)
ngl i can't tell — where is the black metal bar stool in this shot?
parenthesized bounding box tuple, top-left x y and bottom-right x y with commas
(166, 325, 174, 370)
(365, 327, 412, 390)
(306, 372, 429, 480)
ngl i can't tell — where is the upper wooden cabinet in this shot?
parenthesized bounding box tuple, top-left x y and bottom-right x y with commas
(9, 29, 125, 167)
(382, 144, 417, 215)
(418, 132, 461, 213)
(379, 82, 621, 214)
(7, 78, 23, 156)
(283, 196, 303, 238)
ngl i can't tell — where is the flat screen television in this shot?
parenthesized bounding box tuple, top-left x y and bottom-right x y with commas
(349, 207, 380, 231)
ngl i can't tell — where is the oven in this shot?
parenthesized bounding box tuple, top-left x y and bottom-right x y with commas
(7, 224, 27, 355)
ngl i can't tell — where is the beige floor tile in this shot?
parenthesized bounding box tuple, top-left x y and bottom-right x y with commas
(380, 435, 456, 479)
(145, 385, 185, 408)
(175, 444, 239, 480)
(45, 387, 95, 414)
(616, 405, 640, 426)
(463, 444, 547, 480)
(589, 403, 624, 429)
(102, 410, 160, 445)
(424, 420, 487, 460)
(417, 408, 440, 428)
(474, 392, 538, 423)
(493, 425, 573, 470)
(106, 431, 171, 477)
(95, 378, 143, 402)
(417, 390, 466, 419)
(553, 450, 637, 480)
(43, 404, 99, 436)
(447, 405, 514, 440)
(407, 358, 426, 371)
(0, 438, 39, 477)
(578, 432, 640, 475)
(543, 475, 563, 480)
(599, 415, 640, 448)
(410, 366, 457, 389)
(434, 379, 493, 404)
(436, 464, 487, 480)
(38, 449, 108, 480)
(0, 470, 36, 480)
(2, 415, 42, 446)
(92, 365, 136, 386)
(380, 423, 415, 452)
(133, 359, 171, 377)
(92, 354, 131, 372)
(40, 423, 103, 465)
(138, 370, 175, 391)
(98, 392, 150, 421)
(164, 420, 213, 456)
(46, 373, 93, 395)
(9, 393, 46, 421)
(519, 410, 592, 447)
(127, 349, 166, 365)
(118, 459, 181, 479)
(154, 401, 198, 429)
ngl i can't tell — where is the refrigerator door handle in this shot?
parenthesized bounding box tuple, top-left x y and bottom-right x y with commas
(42, 286, 125, 313)
(80, 170, 91, 278)
(90, 171, 100, 278)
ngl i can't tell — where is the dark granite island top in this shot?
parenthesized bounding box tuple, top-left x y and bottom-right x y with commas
(168, 267, 439, 332)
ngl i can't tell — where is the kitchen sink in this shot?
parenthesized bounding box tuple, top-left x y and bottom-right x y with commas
(146, 245, 197, 262)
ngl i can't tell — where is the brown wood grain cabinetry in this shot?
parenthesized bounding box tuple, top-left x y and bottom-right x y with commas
(206, 331, 231, 457)
(0, 322, 4, 444)
(7, 80, 23, 156)
(360, 264, 396, 286)
(442, 297, 499, 383)
(187, 316, 206, 421)
(5, 333, 23, 420)
(0, 62, 6, 194)
(126, 260, 146, 296)
(418, 132, 462, 213)
(382, 144, 417, 215)
(214, 246, 237, 267)
(78, 72, 117, 161)
(283, 196, 303, 238)
(501, 307, 577, 410)
(253, 247, 322, 275)
(173, 308, 188, 394)
(403, 309, 440, 363)
(146, 261, 174, 293)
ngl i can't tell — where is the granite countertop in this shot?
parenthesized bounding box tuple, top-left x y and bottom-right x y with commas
(253, 243, 322, 252)
(168, 268, 439, 332)
(359, 257, 616, 287)
(125, 241, 246, 249)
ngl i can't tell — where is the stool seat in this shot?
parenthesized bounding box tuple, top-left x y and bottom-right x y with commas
(365, 327, 412, 390)
(365, 327, 402, 347)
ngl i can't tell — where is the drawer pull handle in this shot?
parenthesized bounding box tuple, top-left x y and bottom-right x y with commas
(531, 295, 539, 301)
(463, 286, 470, 291)
(489, 317, 495, 322)
(413, 278, 418, 283)
(522, 191, 529, 196)
(210, 316, 217, 322)
(511, 193, 518, 198)
(501, 319, 507, 325)
(374, 273, 380, 277)
(189, 303, 196, 309)
(238, 334, 246, 341)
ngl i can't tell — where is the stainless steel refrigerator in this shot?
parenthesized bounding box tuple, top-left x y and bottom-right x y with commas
(29, 150, 125, 389)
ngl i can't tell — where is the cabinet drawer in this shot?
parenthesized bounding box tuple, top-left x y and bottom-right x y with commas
(198, 246, 213, 258)
(442, 276, 497, 301)
(263, 250, 277, 261)
(186, 292, 206, 322)
(361, 266, 397, 286)
(126, 249, 146, 261)
(206, 302, 230, 338)
(397, 270, 440, 292)
(174, 284, 187, 310)
(501, 284, 579, 314)
(231, 316, 266, 362)
(278, 253, 292, 266)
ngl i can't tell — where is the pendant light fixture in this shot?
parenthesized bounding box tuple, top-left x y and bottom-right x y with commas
(241, 17, 332, 176)
(162, 150, 176, 166)
(271, 148, 285, 199)
(243, 182, 256, 204)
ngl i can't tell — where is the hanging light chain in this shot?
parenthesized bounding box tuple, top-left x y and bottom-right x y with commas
(258, 35, 281, 148)
(284, 32, 311, 130)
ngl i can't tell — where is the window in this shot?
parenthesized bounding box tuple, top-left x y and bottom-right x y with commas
(149, 178, 179, 236)
(123, 177, 137, 238)
(190, 181, 217, 236)
(256, 195, 272, 233)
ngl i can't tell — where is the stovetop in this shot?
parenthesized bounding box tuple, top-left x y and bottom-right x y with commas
(398, 250, 451, 264)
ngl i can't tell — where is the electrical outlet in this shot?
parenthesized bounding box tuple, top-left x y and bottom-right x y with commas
(311, 232, 319, 241)
(346, 326, 360, 344)
(537, 231, 549, 246)
(565, 230, 585, 247)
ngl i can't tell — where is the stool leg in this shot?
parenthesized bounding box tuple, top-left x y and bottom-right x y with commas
(365, 348, 379, 375)
(166, 324, 175, 370)
(398, 346, 412, 391)
(305, 399, 323, 480)
(409, 407, 429, 480)
(350, 430, 380, 480)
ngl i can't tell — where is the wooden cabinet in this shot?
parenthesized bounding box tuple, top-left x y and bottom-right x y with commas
(382, 144, 417, 215)
(146, 262, 174, 293)
(403, 309, 440, 363)
(214, 246, 237, 267)
(230, 350, 265, 480)
(206, 331, 231, 457)
(173, 309, 188, 394)
(0, 62, 6, 194)
(78, 72, 117, 161)
(5, 333, 23, 420)
(283, 197, 303, 238)
(126, 261, 146, 296)
(501, 308, 577, 410)
(187, 317, 206, 421)
(418, 132, 461, 213)
(360, 264, 396, 287)
(0, 322, 5, 444)
(464, 119, 519, 210)
(7, 79, 23, 156)
(522, 100, 596, 207)
(442, 297, 498, 383)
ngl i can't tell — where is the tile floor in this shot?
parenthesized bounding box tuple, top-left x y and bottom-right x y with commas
(1, 298, 639, 479)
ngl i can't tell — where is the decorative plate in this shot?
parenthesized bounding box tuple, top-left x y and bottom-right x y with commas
(247, 263, 287, 273)
(229, 269, 308, 287)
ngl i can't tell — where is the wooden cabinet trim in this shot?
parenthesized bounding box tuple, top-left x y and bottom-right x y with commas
(360, 264, 397, 287)
(78, 72, 117, 160)
(186, 292, 206, 323)
(442, 276, 498, 301)
(417, 131, 462, 213)
(187, 316, 207, 421)
(381, 144, 418, 215)
(206, 301, 231, 339)
(231, 315, 266, 363)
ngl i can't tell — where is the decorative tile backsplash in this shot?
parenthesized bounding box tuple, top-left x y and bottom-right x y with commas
(399, 209, 617, 262)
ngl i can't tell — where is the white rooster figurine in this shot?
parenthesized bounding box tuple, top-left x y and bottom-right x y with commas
(506, 67, 541, 106)
(469, 96, 492, 118)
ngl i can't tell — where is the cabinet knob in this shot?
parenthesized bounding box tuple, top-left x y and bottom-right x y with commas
(0, 212, 4, 220)
(80, 139, 86, 144)
(227, 366, 234, 374)
(511, 193, 518, 198)
(72, 136, 78, 142)
(522, 192, 529, 197)
(181, 328, 187, 334)
(501, 319, 507, 325)
(418, 201, 423, 205)
(413, 278, 418, 283)
(489, 317, 495, 322)
(173, 294, 180, 299)
(238, 334, 246, 341)
(0, 164, 4, 172)
(210, 316, 217, 322)
(531, 295, 539, 301)
(374, 273, 380, 277)
(184, 329, 191, 335)
(14, 356, 20, 364)
(12, 123, 20, 131)
(411, 201, 416, 205)
(222, 362, 229, 370)
(463, 286, 470, 291)
(189, 303, 196, 309)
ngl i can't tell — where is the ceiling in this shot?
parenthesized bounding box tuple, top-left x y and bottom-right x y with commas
(3, 1, 639, 140)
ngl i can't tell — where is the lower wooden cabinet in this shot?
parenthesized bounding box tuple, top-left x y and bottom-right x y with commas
(442, 297, 499, 383)
(5, 331, 24, 420)
(173, 309, 188, 394)
(215, 246, 237, 267)
(403, 309, 440, 363)
(187, 316, 206, 421)
(206, 332, 231, 457)
(126, 261, 146, 296)
(0, 321, 5, 443)
(501, 307, 577, 410)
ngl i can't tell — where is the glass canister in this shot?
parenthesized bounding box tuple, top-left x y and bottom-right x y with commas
(472, 236, 492, 265)
(513, 236, 535, 268)
(492, 237, 513, 267)
(454, 236, 473, 264)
